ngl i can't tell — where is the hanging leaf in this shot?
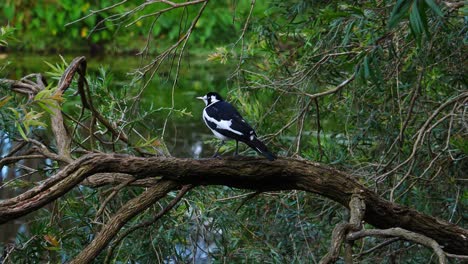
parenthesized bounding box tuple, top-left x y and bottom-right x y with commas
(388, 0, 412, 29)
(35, 88, 52, 101)
(0, 96, 12, 108)
(409, 1, 424, 36)
(8, 107, 19, 118)
(44, 234, 60, 247)
(424, 0, 444, 16)
(363, 55, 370, 79)
(25, 119, 47, 128)
(37, 101, 55, 115)
(16, 121, 28, 140)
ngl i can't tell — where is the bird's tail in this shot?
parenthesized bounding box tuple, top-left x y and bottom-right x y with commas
(246, 137, 276, 161)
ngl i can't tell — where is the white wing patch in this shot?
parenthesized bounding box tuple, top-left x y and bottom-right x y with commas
(211, 129, 230, 140)
(203, 109, 243, 136)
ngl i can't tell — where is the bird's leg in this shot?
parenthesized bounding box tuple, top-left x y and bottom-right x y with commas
(234, 140, 239, 156)
(212, 140, 224, 158)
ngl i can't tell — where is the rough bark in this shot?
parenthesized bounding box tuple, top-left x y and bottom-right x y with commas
(0, 154, 467, 255)
(50, 56, 88, 161)
(70, 180, 178, 264)
(320, 195, 366, 264)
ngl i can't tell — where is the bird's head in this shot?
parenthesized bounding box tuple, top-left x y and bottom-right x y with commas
(196, 92, 223, 106)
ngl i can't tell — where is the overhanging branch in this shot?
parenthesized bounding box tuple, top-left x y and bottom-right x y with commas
(0, 154, 467, 255)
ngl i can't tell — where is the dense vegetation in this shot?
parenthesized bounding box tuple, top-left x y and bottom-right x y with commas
(1, 0, 466, 263)
(0, 0, 263, 53)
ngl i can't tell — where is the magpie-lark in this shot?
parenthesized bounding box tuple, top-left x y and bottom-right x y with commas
(197, 92, 276, 161)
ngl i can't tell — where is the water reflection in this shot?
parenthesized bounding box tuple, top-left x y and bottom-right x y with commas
(0, 53, 229, 252)
(0, 132, 50, 248)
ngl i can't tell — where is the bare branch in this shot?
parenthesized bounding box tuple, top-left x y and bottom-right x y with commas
(126, 0, 208, 28)
(304, 71, 356, 100)
(320, 194, 366, 264)
(0, 154, 44, 169)
(64, 0, 128, 26)
(347, 228, 447, 264)
(377, 91, 468, 181)
(29, 139, 73, 164)
(94, 177, 137, 220)
(354, 238, 401, 258)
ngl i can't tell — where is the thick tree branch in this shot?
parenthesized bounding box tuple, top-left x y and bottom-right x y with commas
(0, 154, 466, 255)
(103, 184, 193, 263)
(83, 173, 159, 187)
(70, 180, 178, 264)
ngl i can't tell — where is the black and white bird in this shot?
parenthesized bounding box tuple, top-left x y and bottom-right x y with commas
(197, 92, 276, 161)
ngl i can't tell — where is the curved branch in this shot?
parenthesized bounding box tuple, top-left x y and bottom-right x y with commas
(70, 180, 179, 264)
(304, 71, 356, 100)
(0, 154, 466, 255)
(347, 228, 447, 264)
(320, 194, 365, 264)
(104, 184, 193, 263)
(378, 91, 468, 181)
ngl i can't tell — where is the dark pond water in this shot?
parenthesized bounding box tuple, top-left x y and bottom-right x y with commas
(0, 52, 234, 245)
(2, 52, 234, 157)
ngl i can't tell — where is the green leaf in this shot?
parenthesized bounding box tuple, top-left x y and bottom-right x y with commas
(16, 122, 28, 140)
(8, 107, 20, 118)
(424, 0, 443, 16)
(388, 0, 412, 28)
(409, 1, 424, 35)
(0, 96, 12, 108)
(35, 89, 52, 101)
(6, 179, 35, 188)
(37, 102, 55, 115)
(363, 56, 370, 79)
(409, 0, 430, 40)
(27, 120, 47, 128)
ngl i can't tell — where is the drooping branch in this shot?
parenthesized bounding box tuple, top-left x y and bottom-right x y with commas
(103, 184, 193, 264)
(347, 228, 447, 264)
(1, 56, 155, 157)
(0, 154, 466, 255)
(69, 180, 179, 264)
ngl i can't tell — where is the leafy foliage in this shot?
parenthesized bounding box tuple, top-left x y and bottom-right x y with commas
(1, 0, 466, 263)
(0, 25, 15, 47)
(0, 1, 263, 53)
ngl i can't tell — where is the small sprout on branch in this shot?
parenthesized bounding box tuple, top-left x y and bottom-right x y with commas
(207, 47, 231, 64)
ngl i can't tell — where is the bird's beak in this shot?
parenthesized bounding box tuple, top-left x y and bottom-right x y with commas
(196, 96, 204, 100)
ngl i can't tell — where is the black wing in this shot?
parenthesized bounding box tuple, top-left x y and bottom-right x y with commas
(204, 101, 257, 141)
